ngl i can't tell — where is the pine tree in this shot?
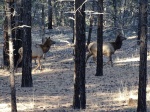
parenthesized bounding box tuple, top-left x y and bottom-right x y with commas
(96, 0, 103, 76)
(6, 0, 17, 111)
(137, 0, 148, 111)
(73, 0, 86, 109)
(48, 0, 53, 29)
(21, 0, 33, 87)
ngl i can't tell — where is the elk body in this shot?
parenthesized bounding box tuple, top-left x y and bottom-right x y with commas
(15, 37, 55, 72)
(86, 34, 126, 66)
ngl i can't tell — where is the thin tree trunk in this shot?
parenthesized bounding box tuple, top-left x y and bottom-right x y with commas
(87, 14, 93, 48)
(113, 0, 117, 36)
(72, 1, 75, 56)
(6, 1, 17, 111)
(3, 1, 10, 69)
(14, 0, 23, 67)
(41, 3, 45, 40)
(3, 0, 21, 69)
(137, 0, 141, 45)
(72, 17, 75, 43)
(137, 0, 148, 111)
(53, 2, 57, 26)
(21, 0, 32, 87)
(120, 0, 126, 35)
(96, 0, 103, 76)
(48, 0, 52, 29)
(73, 0, 86, 109)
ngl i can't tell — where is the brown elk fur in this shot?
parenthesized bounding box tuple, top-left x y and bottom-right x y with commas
(86, 34, 126, 66)
(15, 37, 55, 72)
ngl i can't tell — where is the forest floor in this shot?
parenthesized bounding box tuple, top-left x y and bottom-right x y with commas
(0, 26, 150, 112)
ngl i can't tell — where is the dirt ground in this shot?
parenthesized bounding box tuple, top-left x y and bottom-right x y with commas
(0, 27, 150, 112)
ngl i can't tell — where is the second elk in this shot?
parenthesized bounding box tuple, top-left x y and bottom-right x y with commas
(86, 34, 126, 67)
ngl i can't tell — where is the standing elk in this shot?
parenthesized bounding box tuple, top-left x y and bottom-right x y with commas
(86, 34, 126, 67)
(15, 37, 55, 72)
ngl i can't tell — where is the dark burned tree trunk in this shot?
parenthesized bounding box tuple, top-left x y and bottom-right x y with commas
(87, 14, 93, 48)
(96, 0, 103, 76)
(72, 17, 75, 44)
(41, 3, 45, 40)
(14, 0, 23, 67)
(137, 0, 142, 45)
(113, 0, 117, 36)
(48, 0, 52, 29)
(137, 0, 148, 111)
(137, 16, 140, 45)
(73, 0, 86, 109)
(6, 0, 17, 111)
(3, 9, 9, 69)
(71, 1, 75, 44)
(21, 0, 32, 87)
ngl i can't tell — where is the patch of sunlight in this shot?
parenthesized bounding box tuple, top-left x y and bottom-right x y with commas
(129, 91, 137, 100)
(0, 103, 10, 111)
(128, 36, 137, 40)
(17, 102, 34, 111)
(0, 101, 34, 111)
(60, 58, 73, 63)
(147, 87, 150, 101)
(115, 57, 139, 63)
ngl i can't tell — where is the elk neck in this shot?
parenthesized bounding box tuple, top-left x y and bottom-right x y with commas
(110, 36, 123, 50)
(39, 44, 50, 53)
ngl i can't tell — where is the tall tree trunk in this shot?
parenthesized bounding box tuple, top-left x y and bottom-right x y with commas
(53, 2, 57, 26)
(3, 11, 9, 69)
(6, 1, 17, 111)
(3, 1, 11, 69)
(14, 0, 23, 67)
(48, 0, 52, 29)
(73, 0, 86, 109)
(87, 14, 93, 48)
(72, 1, 75, 56)
(120, 0, 126, 35)
(96, 0, 103, 76)
(137, 0, 148, 111)
(113, 0, 117, 36)
(21, 0, 33, 87)
(41, 3, 45, 40)
(137, 0, 141, 45)
(3, 0, 20, 69)
(72, 16, 75, 44)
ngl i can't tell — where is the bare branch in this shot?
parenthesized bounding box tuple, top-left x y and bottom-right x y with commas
(12, 25, 31, 30)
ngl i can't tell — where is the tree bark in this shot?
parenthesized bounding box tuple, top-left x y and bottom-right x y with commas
(21, 0, 32, 87)
(120, 0, 126, 35)
(41, 3, 45, 40)
(73, 0, 86, 109)
(3, 1, 10, 69)
(113, 0, 117, 36)
(137, 0, 148, 111)
(3, 0, 21, 69)
(96, 0, 103, 76)
(14, 0, 23, 67)
(48, 0, 53, 29)
(6, 0, 17, 111)
(87, 14, 93, 48)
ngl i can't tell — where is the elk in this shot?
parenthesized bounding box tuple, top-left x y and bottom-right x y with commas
(86, 34, 126, 67)
(15, 37, 55, 72)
